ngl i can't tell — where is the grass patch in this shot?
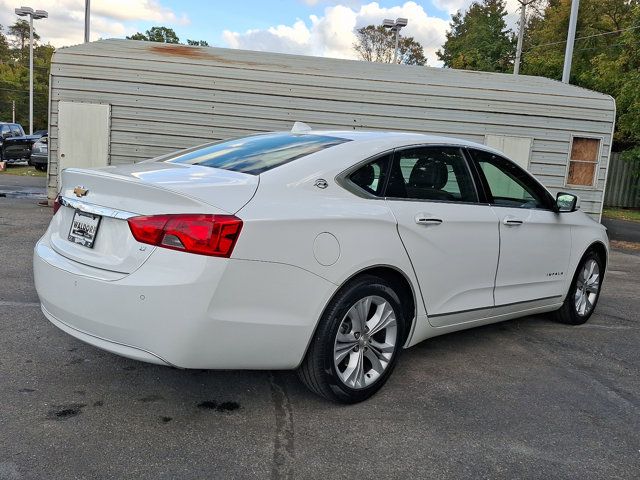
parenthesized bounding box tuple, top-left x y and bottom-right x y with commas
(602, 207, 640, 223)
(0, 164, 46, 177)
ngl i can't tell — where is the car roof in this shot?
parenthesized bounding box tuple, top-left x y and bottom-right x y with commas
(300, 129, 505, 155)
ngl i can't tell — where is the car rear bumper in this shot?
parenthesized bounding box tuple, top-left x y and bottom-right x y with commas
(34, 238, 336, 369)
(30, 153, 47, 166)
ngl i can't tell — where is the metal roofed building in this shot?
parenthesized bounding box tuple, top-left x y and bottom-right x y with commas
(47, 39, 616, 219)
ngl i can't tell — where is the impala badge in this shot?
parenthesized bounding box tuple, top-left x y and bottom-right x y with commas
(73, 186, 89, 197)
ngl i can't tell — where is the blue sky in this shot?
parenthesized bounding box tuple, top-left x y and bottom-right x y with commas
(157, 0, 452, 47)
(0, 1, 519, 65)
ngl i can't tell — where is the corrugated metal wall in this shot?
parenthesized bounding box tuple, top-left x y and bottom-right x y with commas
(604, 153, 640, 208)
(48, 39, 616, 218)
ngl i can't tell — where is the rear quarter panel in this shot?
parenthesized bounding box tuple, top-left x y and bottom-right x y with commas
(233, 143, 426, 320)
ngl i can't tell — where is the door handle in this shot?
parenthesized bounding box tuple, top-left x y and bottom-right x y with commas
(503, 216, 524, 226)
(415, 214, 443, 226)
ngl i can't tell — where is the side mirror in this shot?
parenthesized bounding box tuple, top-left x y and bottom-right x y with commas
(556, 192, 578, 213)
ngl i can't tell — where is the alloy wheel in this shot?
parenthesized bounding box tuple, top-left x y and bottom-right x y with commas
(333, 295, 398, 389)
(574, 258, 600, 316)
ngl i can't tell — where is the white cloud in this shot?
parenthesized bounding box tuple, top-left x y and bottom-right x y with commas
(0, 0, 188, 48)
(224, 1, 450, 65)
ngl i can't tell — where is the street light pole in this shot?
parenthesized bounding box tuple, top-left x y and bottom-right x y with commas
(29, 13, 33, 134)
(383, 18, 408, 64)
(393, 27, 399, 64)
(15, 6, 48, 135)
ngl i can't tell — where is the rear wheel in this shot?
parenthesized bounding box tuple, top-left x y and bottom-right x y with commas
(298, 275, 406, 403)
(553, 251, 603, 325)
(35, 164, 47, 172)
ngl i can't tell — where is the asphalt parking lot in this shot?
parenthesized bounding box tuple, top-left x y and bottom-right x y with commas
(1, 187, 639, 480)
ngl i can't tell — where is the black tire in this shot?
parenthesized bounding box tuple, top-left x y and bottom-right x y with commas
(552, 250, 604, 325)
(35, 164, 46, 172)
(297, 275, 406, 403)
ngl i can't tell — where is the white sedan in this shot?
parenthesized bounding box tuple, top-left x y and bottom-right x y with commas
(34, 128, 608, 403)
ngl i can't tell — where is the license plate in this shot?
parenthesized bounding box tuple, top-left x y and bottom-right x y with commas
(68, 210, 101, 248)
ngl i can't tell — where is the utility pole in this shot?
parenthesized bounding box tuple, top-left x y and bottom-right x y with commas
(12, 100, 15, 123)
(84, 0, 91, 43)
(514, 1, 530, 75)
(562, 0, 580, 83)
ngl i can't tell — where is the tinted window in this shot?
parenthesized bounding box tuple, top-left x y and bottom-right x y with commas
(0, 126, 10, 138)
(386, 147, 477, 202)
(470, 149, 553, 210)
(165, 133, 350, 175)
(10, 124, 22, 136)
(348, 154, 390, 197)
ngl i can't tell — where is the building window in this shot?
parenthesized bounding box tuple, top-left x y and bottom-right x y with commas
(567, 137, 600, 187)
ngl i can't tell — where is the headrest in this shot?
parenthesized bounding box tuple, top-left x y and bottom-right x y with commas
(351, 164, 375, 190)
(409, 158, 448, 190)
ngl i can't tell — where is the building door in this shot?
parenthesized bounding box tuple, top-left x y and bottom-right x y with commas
(58, 102, 111, 171)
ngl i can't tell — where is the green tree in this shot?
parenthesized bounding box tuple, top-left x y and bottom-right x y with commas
(126, 32, 149, 41)
(0, 20, 52, 130)
(126, 26, 180, 44)
(0, 25, 10, 62)
(591, 4, 640, 148)
(353, 25, 427, 65)
(8, 19, 40, 52)
(187, 39, 209, 46)
(522, 0, 634, 85)
(437, 0, 515, 72)
(521, 0, 638, 150)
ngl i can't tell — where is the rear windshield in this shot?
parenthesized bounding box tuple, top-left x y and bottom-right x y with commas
(164, 133, 350, 175)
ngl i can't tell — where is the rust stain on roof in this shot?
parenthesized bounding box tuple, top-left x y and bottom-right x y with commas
(148, 44, 211, 59)
(147, 43, 294, 70)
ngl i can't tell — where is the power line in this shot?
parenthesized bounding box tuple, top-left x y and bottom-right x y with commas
(526, 24, 640, 51)
(0, 87, 29, 94)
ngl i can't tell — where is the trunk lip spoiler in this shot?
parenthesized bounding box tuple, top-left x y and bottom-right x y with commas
(59, 196, 139, 220)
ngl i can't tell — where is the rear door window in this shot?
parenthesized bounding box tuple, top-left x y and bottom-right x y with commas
(385, 146, 478, 203)
(165, 133, 350, 175)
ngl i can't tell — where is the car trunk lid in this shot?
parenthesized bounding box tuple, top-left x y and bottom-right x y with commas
(48, 162, 258, 274)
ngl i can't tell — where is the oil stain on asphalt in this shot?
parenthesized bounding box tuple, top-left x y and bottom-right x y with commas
(47, 403, 87, 420)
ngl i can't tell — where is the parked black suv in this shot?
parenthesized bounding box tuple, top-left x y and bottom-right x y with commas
(0, 123, 40, 163)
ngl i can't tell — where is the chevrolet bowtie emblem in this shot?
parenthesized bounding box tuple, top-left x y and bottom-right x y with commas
(73, 186, 89, 197)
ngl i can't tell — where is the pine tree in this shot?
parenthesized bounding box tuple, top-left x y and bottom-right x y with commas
(436, 0, 515, 72)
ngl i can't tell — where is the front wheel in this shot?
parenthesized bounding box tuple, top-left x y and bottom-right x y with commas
(298, 275, 406, 403)
(553, 251, 603, 325)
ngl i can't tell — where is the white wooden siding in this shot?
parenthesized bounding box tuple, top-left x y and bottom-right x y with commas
(47, 39, 616, 218)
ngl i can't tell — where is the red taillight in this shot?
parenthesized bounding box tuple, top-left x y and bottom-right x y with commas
(127, 214, 243, 258)
(53, 196, 62, 214)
